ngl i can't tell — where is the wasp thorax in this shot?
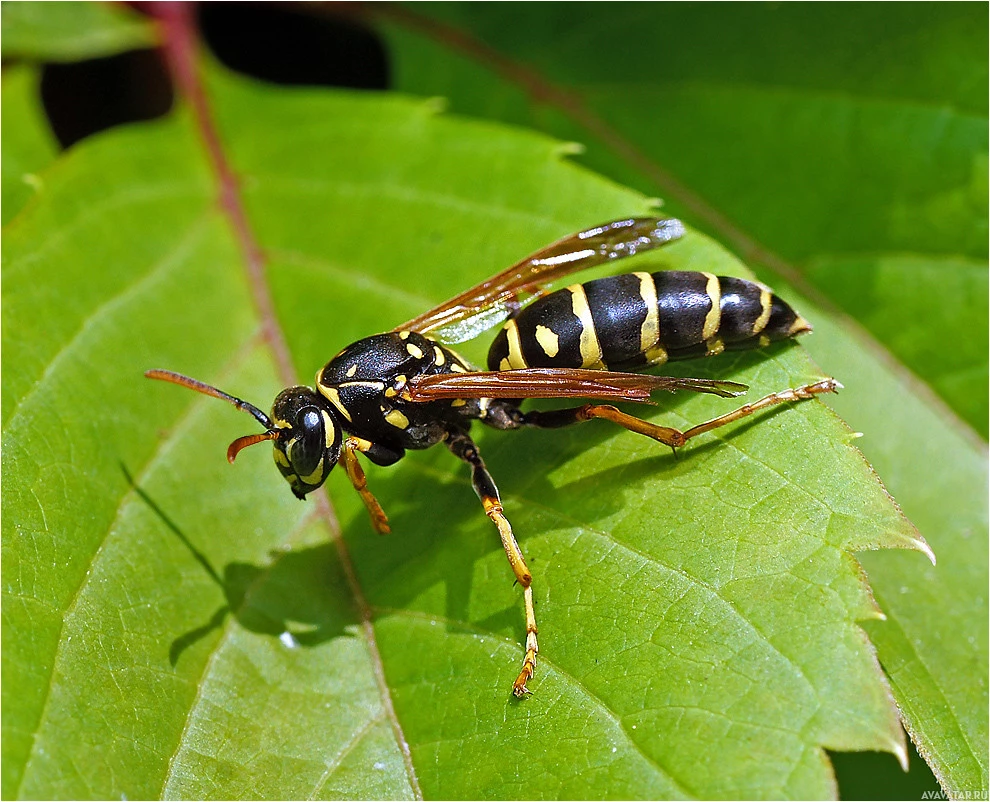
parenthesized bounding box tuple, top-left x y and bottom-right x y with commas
(270, 387, 343, 499)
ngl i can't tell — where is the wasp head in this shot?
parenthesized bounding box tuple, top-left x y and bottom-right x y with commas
(266, 387, 343, 499)
(145, 370, 343, 500)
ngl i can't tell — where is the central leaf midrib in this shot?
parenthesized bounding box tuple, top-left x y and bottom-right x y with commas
(167, 21, 424, 793)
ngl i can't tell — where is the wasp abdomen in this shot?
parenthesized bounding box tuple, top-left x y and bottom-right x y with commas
(487, 271, 810, 372)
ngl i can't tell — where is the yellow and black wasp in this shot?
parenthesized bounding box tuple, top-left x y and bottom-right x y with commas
(147, 217, 838, 697)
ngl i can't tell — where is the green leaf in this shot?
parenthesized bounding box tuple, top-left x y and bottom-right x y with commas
(1, 0, 156, 62)
(1, 65, 57, 224)
(378, 4, 989, 794)
(3, 55, 931, 799)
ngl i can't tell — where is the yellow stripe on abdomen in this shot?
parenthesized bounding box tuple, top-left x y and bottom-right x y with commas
(499, 319, 528, 370)
(701, 272, 722, 340)
(568, 284, 604, 369)
(635, 271, 660, 353)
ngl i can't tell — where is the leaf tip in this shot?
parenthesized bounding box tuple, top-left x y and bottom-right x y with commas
(893, 738, 910, 772)
(914, 535, 937, 566)
(869, 724, 910, 773)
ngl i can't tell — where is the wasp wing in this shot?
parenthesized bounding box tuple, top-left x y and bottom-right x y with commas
(396, 217, 685, 342)
(405, 368, 746, 404)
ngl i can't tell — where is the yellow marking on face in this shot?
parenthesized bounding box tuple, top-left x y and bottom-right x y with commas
(320, 410, 337, 449)
(451, 398, 467, 408)
(534, 324, 560, 358)
(634, 271, 659, 352)
(345, 363, 358, 378)
(701, 272, 721, 340)
(789, 316, 812, 335)
(299, 457, 323, 485)
(273, 448, 291, 468)
(433, 346, 446, 366)
(503, 319, 527, 370)
(643, 343, 668, 366)
(285, 437, 302, 467)
(385, 409, 410, 429)
(318, 386, 352, 422)
(752, 287, 773, 335)
(568, 284, 603, 369)
(406, 342, 424, 359)
(705, 337, 725, 357)
(273, 417, 292, 430)
(298, 457, 325, 486)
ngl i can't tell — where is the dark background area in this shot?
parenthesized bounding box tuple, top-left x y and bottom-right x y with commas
(39, 3, 388, 148)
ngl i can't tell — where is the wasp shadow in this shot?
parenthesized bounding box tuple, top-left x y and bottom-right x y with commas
(122, 465, 349, 666)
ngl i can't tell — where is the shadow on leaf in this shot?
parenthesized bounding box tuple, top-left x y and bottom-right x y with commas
(121, 464, 351, 665)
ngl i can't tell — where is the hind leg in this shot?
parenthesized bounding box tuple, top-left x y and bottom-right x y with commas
(491, 379, 840, 448)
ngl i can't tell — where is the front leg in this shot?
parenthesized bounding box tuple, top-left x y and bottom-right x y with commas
(447, 432, 539, 697)
(341, 437, 391, 534)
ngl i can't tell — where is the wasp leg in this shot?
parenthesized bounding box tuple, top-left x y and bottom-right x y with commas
(517, 379, 840, 448)
(342, 437, 391, 534)
(447, 432, 538, 698)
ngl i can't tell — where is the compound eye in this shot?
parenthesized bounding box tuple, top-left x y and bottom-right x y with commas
(287, 407, 325, 480)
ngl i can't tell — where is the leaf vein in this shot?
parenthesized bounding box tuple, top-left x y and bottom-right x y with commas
(15, 330, 261, 798)
(375, 605, 696, 799)
(4, 215, 213, 433)
(308, 710, 388, 800)
(402, 456, 823, 714)
(161, 501, 324, 795)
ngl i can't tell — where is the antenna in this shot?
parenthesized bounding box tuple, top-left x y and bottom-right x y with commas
(145, 369, 281, 461)
(145, 369, 273, 429)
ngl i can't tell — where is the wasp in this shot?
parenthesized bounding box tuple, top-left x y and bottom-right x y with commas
(147, 217, 838, 697)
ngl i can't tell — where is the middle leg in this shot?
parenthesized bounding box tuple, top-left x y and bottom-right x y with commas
(447, 431, 538, 697)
